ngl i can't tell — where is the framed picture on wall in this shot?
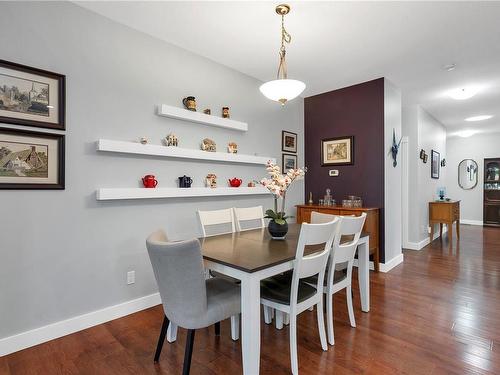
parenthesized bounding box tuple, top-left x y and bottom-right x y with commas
(321, 136, 354, 166)
(431, 150, 440, 179)
(282, 131, 297, 153)
(282, 153, 297, 171)
(0, 127, 65, 189)
(0, 59, 66, 130)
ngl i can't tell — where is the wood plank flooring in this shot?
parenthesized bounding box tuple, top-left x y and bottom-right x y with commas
(2, 224, 500, 374)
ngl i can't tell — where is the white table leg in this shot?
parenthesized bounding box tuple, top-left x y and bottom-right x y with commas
(357, 239, 370, 312)
(241, 274, 261, 375)
(167, 322, 177, 343)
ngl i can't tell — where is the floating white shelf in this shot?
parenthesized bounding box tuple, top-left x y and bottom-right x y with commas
(157, 104, 248, 132)
(96, 187, 270, 201)
(96, 139, 274, 165)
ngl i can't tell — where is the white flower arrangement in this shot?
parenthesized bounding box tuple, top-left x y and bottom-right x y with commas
(259, 160, 306, 225)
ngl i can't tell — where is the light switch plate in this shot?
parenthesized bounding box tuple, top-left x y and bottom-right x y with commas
(329, 170, 339, 177)
(127, 270, 135, 285)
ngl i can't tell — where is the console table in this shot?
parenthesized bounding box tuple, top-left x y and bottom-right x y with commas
(296, 205, 380, 272)
(429, 200, 460, 244)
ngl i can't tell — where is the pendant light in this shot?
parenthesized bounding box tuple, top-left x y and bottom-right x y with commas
(259, 4, 305, 105)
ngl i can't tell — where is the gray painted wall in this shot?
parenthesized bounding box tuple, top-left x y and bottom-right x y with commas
(402, 105, 447, 244)
(446, 132, 500, 222)
(383, 79, 402, 262)
(0, 1, 304, 339)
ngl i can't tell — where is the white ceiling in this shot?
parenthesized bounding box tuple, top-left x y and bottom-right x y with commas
(76, 1, 500, 135)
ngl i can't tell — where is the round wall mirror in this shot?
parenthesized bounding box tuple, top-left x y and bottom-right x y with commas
(458, 159, 478, 190)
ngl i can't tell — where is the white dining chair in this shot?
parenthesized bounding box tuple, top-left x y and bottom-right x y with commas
(233, 206, 265, 232)
(197, 208, 235, 237)
(305, 213, 366, 345)
(260, 219, 339, 375)
(197, 208, 240, 340)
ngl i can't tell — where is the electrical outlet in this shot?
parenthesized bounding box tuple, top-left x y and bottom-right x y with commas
(127, 270, 135, 285)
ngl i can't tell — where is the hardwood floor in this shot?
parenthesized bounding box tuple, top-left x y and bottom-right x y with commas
(2, 224, 500, 374)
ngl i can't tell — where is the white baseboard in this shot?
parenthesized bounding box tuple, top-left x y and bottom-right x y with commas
(404, 226, 448, 251)
(379, 254, 404, 273)
(460, 219, 483, 226)
(0, 292, 161, 357)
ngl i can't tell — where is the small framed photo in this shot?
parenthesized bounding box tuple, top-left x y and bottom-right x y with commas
(282, 153, 297, 171)
(431, 150, 440, 179)
(282, 130, 297, 153)
(321, 136, 354, 166)
(0, 59, 66, 130)
(0, 127, 65, 189)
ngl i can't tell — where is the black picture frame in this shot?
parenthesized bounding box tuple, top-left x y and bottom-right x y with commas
(282, 130, 297, 153)
(0, 127, 65, 189)
(431, 150, 440, 179)
(0, 59, 66, 130)
(321, 136, 354, 166)
(282, 153, 297, 171)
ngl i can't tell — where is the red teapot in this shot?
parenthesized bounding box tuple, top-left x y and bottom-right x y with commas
(142, 174, 158, 188)
(228, 177, 242, 187)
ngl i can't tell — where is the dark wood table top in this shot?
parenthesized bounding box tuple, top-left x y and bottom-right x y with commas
(200, 223, 368, 273)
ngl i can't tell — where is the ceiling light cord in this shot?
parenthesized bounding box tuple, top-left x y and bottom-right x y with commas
(277, 13, 291, 80)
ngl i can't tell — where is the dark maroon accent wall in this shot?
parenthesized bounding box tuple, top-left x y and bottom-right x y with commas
(304, 78, 386, 262)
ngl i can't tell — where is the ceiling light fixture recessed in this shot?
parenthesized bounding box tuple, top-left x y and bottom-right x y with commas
(457, 130, 478, 138)
(442, 63, 456, 71)
(259, 4, 305, 105)
(465, 115, 493, 122)
(447, 86, 481, 100)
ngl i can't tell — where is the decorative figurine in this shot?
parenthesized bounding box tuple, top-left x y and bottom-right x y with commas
(308, 192, 314, 205)
(391, 128, 403, 167)
(164, 133, 179, 147)
(206, 173, 217, 188)
(182, 96, 196, 111)
(441, 158, 447, 167)
(228, 178, 242, 187)
(324, 189, 333, 206)
(222, 106, 230, 118)
(201, 138, 216, 152)
(203, 108, 211, 115)
(227, 141, 238, 154)
(247, 181, 256, 187)
(139, 137, 148, 145)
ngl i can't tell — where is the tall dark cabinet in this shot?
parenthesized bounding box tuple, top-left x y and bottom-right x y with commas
(484, 158, 500, 226)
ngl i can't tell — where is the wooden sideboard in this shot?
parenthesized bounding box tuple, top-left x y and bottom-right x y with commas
(296, 205, 380, 272)
(429, 200, 460, 245)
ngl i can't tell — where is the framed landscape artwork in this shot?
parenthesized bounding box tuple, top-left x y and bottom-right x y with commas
(282, 153, 297, 171)
(0, 59, 66, 130)
(321, 136, 354, 166)
(0, 127, 65, 189)
(282, 130, 297, 153)
(431, 149, 440, 179)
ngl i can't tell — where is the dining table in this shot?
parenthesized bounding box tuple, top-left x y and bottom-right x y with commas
(198, 223, 371, 375)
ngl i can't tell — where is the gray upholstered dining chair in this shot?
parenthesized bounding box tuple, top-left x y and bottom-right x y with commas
(146, 230, 241, 375)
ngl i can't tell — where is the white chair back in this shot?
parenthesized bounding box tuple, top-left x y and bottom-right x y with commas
(290, 219, 339, 307)
(327, 213, 366, 284)
(310, 211, 338, 224)
(233, 206, 265, 232)
(197, 208, 235, 237)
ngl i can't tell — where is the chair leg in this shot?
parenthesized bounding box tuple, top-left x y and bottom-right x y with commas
(230, 315, 240, 341)
(214, 322, 220, 336)
(326, 292, 335, 345)
(289, 313, 298, 375)
(263, 306, 272, 324)
(182, 329, 196, 375)
(275, 310, 284, 330)
(167, 322, 177, 343)
(316, 299, 328, 351)
(346, 285, 356, 328)
(154, 315, 170, 363)
(283, 313, 290, 326)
